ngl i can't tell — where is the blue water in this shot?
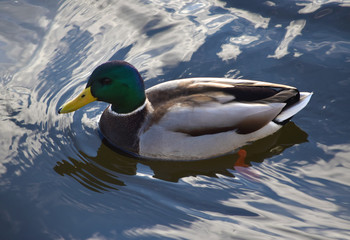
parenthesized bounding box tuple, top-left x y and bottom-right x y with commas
(1, 0, 350, 239)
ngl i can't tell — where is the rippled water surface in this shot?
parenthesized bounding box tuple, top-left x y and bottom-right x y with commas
(1, 0, 350, 239)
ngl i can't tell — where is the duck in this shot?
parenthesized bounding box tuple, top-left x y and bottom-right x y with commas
(58, 60, 312, 161)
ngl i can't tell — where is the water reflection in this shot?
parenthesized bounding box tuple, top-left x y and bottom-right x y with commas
(268, 19, 306, 59)
(54, 122, 308, 191)
(297, 0, 350, 14)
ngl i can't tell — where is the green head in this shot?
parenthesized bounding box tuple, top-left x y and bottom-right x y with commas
(59, 61, 146, 114)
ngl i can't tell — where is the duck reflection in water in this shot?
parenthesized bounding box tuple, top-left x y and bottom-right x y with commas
(54, 122, 308, 192)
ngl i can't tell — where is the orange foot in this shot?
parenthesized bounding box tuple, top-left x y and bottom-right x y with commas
(234, 149, 260, 181)
(234, 149, 249, 168)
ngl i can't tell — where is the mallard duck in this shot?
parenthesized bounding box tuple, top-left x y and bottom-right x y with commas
(59, 60, 312, 160)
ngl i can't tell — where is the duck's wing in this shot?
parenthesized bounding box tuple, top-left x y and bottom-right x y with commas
(145, 78, 310, 135)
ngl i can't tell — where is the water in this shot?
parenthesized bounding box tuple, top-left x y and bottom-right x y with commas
(1, 0, 350, 239)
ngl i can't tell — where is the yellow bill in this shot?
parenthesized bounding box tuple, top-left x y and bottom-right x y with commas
(58, 87, 97, 114)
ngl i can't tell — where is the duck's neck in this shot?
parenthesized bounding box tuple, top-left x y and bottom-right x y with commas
(111, 93, 146, 114)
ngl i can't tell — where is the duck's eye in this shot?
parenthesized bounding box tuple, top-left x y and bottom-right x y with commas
(100, 78, 112, 85)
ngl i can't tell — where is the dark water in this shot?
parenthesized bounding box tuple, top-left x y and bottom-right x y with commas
(1, 0, 350, 239)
